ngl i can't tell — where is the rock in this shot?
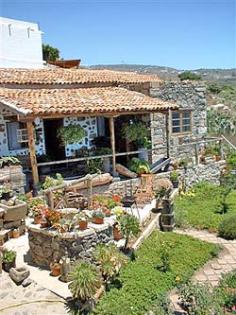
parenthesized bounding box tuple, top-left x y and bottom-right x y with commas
(22, 278, 33, 287)
(9, 266, 30, 284)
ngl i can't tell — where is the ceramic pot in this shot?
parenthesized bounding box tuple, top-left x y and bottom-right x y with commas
(78, 220, 88, 231)
(3, 259, 16, 272)
(113, 226, 122, 241)
(92, 217, 104, 224)
(12, 229, 20, 238)
(34, 215, 42, 225)
(50, 263, 61, 277)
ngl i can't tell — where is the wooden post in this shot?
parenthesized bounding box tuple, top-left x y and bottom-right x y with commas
(26, 121, 39, 187)
(109, 117, 117, 176)
(166, 109, 171, 158)
(219, 139, 224, 160)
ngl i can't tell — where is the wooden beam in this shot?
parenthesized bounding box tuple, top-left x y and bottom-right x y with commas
(26, 121, 39, 186)
(109, 116, 117, 176)
(166, 109, 171, 158)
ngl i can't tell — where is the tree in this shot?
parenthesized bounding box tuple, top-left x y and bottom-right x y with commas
(42, 44, 60, 61)
(178, 71, 202, 81)
(118, 214, 140, 250)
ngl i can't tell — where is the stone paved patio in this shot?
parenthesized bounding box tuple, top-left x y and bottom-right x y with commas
(170, 228, 236, 314)
(0, 271, 66, 315)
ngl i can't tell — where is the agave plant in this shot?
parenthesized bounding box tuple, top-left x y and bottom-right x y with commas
(68, 262, 101, 302)
(93, 244, 128, 283)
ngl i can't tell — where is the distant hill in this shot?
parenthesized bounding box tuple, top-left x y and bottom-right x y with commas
(89, 64, 236, 85)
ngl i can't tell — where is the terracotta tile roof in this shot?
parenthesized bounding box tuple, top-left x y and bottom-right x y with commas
(0, 68, 161, 85)
(0, 87, 177, 117)
(0, 68, 161, 84)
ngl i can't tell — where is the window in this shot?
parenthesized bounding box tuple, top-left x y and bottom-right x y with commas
(7, 122, 28, 150)
(171, 111, 192, 134)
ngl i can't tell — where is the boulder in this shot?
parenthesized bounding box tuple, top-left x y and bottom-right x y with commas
(9, 266, 30, 284)
(154, 178, 173, 191)
(116, 164, 137, 178)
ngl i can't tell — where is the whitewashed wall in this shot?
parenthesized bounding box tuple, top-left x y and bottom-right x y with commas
(0, 115, 45, 156)
(0, 17, 43, 69)
(64, 117, 98, 157)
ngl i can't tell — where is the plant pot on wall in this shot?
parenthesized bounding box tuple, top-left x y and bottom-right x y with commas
(92, 217, 104, 225)
(113, 225, 122, 241)
(78, 220, 88, 231)
(138, 148, 149, 161)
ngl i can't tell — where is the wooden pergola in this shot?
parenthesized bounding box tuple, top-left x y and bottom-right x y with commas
(0, 87, 178, 187)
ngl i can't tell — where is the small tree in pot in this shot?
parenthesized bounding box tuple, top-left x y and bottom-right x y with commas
(118, 214, 140, 251)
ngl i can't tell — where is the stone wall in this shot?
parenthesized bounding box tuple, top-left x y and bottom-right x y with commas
(28, 220, 113, 267)
(150, 81, 207, 162)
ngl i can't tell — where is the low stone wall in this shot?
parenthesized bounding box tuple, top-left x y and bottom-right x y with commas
(104, 160, 226, 196)
(28, 218, 115, 267)
(0, 165, 25, 193)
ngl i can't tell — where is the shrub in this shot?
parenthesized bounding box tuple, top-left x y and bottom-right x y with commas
(218, 214, 236, 239)
(69, 262, 101, 301)
(179, 282, 223, 315)
(178, 71, 201, 81)
(93, 244, 128, 283)
(118, 214, 140, 249)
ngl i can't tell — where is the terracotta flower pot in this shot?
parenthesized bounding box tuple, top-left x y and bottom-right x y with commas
(34, 215, 42, 225)
(113, 226, 122, 241)
(78, 220, 88, 231)
(50, 263, 61, 277)
(12, 229, 20, 238)
(92, 217, 104, 224)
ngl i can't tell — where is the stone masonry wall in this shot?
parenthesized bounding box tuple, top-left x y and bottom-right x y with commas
(150, 81, 207, 162)
(28, 222, 113, 267)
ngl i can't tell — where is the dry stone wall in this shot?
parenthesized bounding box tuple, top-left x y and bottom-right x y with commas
(150, 81, 207, 162)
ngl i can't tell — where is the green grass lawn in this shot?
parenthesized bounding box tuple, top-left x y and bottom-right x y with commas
(93, 231, 219, 315)
(175, 182, 236, 232)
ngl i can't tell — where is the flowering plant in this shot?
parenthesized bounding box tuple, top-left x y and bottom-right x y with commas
(112, 206, 125, 217)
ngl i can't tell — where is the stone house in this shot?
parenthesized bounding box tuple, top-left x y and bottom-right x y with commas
(0, 67, 207, 188)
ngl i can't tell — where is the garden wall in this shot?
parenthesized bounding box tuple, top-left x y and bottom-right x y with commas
(28, 219, 114, 267)
(150, 81, 207, 162)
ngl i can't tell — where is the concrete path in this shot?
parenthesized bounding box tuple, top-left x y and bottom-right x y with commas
(170, 228, 236, 314)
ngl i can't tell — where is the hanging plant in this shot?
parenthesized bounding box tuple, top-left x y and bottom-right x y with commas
(57, 125, 86, 145)
(121, 121, 150, 148)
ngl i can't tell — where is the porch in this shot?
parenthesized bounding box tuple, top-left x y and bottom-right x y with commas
(0, 86, 177, 189)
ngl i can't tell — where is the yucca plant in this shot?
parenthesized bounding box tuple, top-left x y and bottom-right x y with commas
(93, 244, 128, 283)
(68, 262, 101, 303)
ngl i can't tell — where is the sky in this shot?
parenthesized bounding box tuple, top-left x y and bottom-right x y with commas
(0, 0, 235, 69)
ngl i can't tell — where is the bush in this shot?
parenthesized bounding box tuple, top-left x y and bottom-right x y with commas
(218, 214, 236, 239)
(178, 71, 201, 81)
(94, 231, 219, 315)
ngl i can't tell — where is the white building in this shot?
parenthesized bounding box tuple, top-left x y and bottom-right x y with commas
(0, 17, 43, 68)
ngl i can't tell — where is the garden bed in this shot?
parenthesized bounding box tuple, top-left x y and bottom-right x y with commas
(175, 182, 236, 232)
(94, 230, 219, 315)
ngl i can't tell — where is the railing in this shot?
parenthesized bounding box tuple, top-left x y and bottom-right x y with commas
(221, 135, 236, 151)
(37, 136, 224, 169)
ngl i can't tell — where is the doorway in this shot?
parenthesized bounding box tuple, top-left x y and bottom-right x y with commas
(44, 119, 65, 160)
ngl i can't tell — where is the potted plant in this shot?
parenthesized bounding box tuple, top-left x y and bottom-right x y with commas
(2, 249, 16, 272)
(170, 171, 179, 188)
(113, 222, 122, 241)
(75, 212, 88, 231)
(92, 210, 104, 224)
(1, 187, 13, 201)
(154, 187, 168, 210)
(118, 214, 140, 251)
(50, 260, 61, 277)
(12, 228, 20, 238)
(57, 125, 86, 147)
(122, 121, 151, 161)
(95, 147, 112, 173)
